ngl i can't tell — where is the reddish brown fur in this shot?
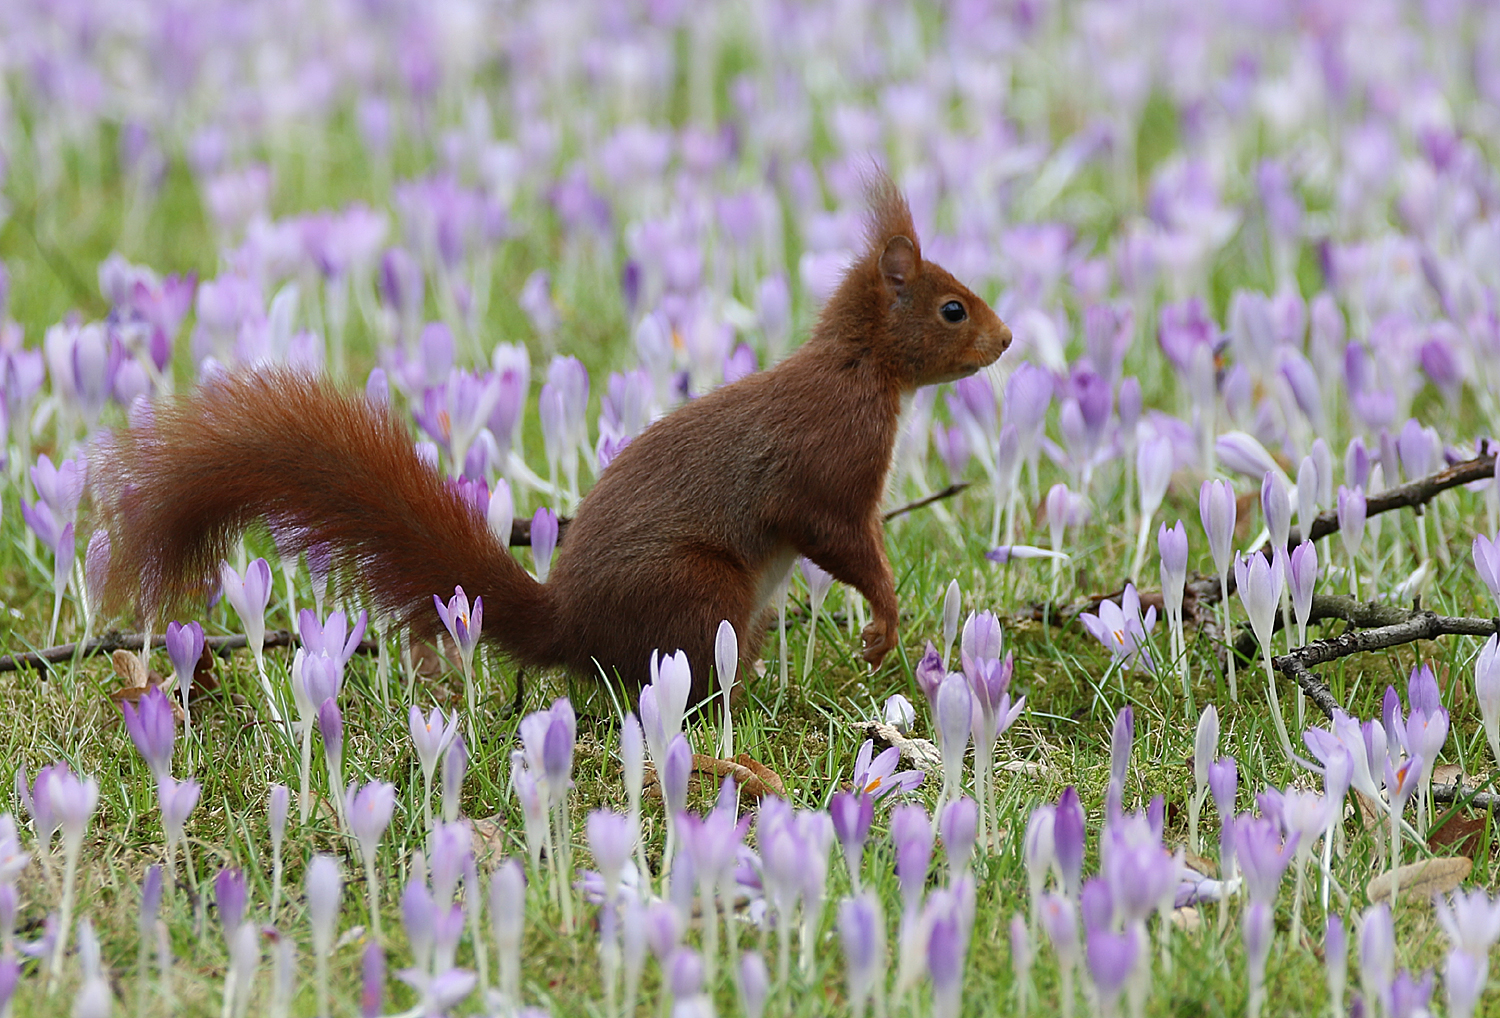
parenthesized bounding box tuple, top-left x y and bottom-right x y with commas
(92, 176, 1011, 702)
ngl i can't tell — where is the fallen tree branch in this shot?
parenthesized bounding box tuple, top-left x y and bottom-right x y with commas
(1287, 452, 1495, 547)
(1269, 611, 1499, 721)
(0, 628, 379, 674)
(1230, 594, 1453, 661)
(1432, 782, 1500, 812)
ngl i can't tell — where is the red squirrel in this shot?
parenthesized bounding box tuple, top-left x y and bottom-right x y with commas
(91, 178, 1011, 703)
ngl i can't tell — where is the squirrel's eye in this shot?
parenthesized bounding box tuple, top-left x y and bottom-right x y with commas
(940, 300, 967, 324)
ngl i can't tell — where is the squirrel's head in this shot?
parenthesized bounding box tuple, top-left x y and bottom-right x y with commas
(827, 174, 1012, 389)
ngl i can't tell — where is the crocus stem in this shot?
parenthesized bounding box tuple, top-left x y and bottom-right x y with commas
(803, 610, 819, 684)
(1389, 804, 1401, 910)
(777, 604, 789, 690)
(1260, 649, 1295, 763)
(316, 950, 330, 1018)
(1130, 515, 1151, 587)
(46, 838, 81, 994)
(270, 842, 283, 920)
(700, 884, 718, 987)
(1188, 794, 1201, 857)
(300, 724, 313, 825)
(1220, 571, 1237, 702)
(1348, 549, 1359, 600)
(462, 657, 478, 749)
(47, 582, 64, 649)
(376, 625, 390, 709)
(421, 773, 434, 834)
(365, 856, 381, 941)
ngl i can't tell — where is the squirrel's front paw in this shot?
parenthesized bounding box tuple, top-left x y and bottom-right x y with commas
(861, 617, 897, 668)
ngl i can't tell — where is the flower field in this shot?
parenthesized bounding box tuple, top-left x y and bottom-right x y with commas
(2, 1, 1500, 1016)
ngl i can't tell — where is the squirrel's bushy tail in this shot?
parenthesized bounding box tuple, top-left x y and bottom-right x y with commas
(91, 370, 557, 663)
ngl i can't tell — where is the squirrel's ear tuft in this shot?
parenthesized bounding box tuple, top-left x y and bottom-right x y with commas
(863, 169, 920, 260)
(879, 236, 917, 291)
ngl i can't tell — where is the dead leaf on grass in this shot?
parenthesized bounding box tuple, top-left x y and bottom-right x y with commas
(1428, 813, 1490, 859)
(644, 754, 787, 801)
(1365, 856, 1471, 904)
(1171, 907, 1202, 932)
(107, 650, 187, 720)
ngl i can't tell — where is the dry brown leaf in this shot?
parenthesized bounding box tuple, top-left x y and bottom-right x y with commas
(1365, 856, 1471, 904)
(1351, 790, 1388, 840)
(110, 649, 149, 690)
(1182, 851, 1217, 879)
(1171, 907, 1202, 932)
(1433, 764, 1464, 787)
(1429, 813, 1490, 859)
(107, 651, 187, 720)
(471, 816, 510, 862)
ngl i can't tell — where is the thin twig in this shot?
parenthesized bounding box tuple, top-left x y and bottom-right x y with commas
(0, 629, 379, 674)
(882, 483, 972, 522)
(504, 483, 971, 547)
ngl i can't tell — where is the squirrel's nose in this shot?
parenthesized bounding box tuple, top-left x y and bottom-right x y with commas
(996, 320, 1013, 353)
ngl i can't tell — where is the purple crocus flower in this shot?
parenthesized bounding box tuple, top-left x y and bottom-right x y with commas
(164, 620, 204, 721)
(1079, 584, 1157, 674)
(1288, 540, 1318, 646)
(1054, 787, 1086, 897)
(1085, 926, 1138, 1016)
(939, 797, 978, 879)
(531, 507, 559, 582)
(214, 867, 248, 942)
(830, 792, 874, 888)
(442, 734, 468, 824)
(298, 608, 368, 665)
(1235, 815, 1298, 905)
(121, 685, 176, 784)
(219, 557, 273, 668)
(1475, 534, 1500, 609)
(839, 891, 884, 1018)
(913, 642, 945, 714)
(890, 804, 934, 916)
(433, 585, 483, 671)
(587, 809, 638, 902)
(1477, 636, 1500, 780)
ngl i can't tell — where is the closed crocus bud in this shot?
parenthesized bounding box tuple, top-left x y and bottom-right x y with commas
(487, 479, 514, 545)
(942, 580, 962, 667)
(1085, 926, 1138, 1014)
(531, 506, 558, 582)
(830, 792, 874, 886)
(940, 797, 978, 878)
(662, 734, 692, 821)
(1446, 948, 1485, 1018)
(1195, 705, 1219, 796)
(165, 620, 205, 709)
(270, 784, 290, 849)
(1235, 552, 1284, 651)
(1159, 520, 1188, 615)
(884, 693, 916, 734)
(1325, 914, 1348, 1017)
(960, 611, 1003, 663)
(1338, 486, 1367, 558)
(587, 809, 636, 898)
(306, 854, 342, 958)
(1261, 470, 1291, 550)
(1475, 534, 1500, 608)
(1024, 806, 1055, 914)
(214, 867, 248, 942)
(1289, 541, 1318, 641)
(360, 940, 385, 1018)
(1053, 787, 1085, 897)
(839, 892, 884, 1015)
(1199, 479, 1237, 578)
(121, 685, 176, 784)
(442, 734, 468, 822)
(1358, 903, 1395, 1012)
(1476, 636, 1500, 769)
(739, 951, 770, 1018)
(1297, 456, 1319, 538)
(891, 804, 934, 913)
